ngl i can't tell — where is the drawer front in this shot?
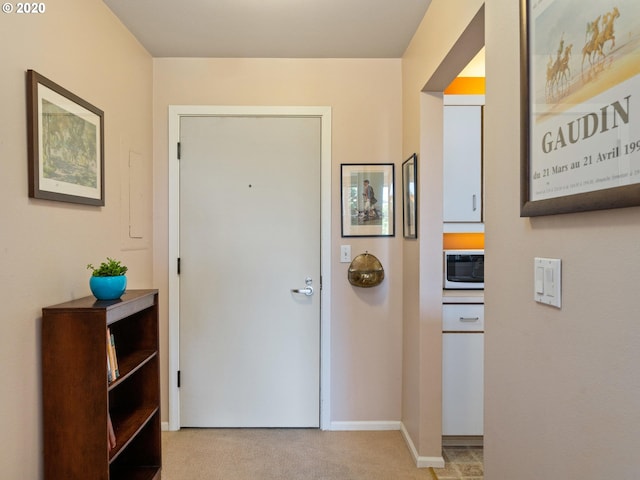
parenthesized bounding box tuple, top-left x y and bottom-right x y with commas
(443, 304, 484, 332)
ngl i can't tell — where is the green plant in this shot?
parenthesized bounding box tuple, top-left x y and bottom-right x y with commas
(87, 257, 128, 277)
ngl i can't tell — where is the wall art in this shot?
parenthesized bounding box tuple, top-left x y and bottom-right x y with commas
(341, 163, 394, 237)
(520, 0, 640, 216)
(402, 153, 417, 238)
(27, 70, 105, 206)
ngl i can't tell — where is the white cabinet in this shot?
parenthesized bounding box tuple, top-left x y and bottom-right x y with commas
(443, 104, 482, 222)
(442, 303, 484, 436)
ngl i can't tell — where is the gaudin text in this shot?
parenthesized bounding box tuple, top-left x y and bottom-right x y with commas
(541, 95, 631, 154)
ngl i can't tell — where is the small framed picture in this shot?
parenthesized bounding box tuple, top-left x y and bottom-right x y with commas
(26, 70, 105, 206)
(402, 153, 417, 238)
(341, 163, 394, 237)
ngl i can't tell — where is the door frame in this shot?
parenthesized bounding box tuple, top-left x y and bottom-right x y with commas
(167, 105, 332, 431)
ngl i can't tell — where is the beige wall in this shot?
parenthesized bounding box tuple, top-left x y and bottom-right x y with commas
(401, 0, 484, 459)
(484, 0, 640, 477)
(5, 0, 636, 476)
(152, 58, 404, 424)
(0, 0, 153, 477)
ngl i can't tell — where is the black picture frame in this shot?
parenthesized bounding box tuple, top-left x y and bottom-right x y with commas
(341, 163, 395, 237)
(402, 153, 417, 238)
(27, 70, 105, 206)
(520, 0, 640, 217)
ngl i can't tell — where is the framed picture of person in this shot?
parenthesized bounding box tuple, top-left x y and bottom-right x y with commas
(340, 163, 394, 237)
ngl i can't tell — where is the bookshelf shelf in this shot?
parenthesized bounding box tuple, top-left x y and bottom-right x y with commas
(109, 350, 158, 389)
(42, 290, 161, 480)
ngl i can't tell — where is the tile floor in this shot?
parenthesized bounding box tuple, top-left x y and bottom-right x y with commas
(431, 446, 483, 480)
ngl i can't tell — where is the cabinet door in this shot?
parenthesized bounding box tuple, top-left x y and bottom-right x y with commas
(443, 105, 482, 222)
(442, 332, 484, 436)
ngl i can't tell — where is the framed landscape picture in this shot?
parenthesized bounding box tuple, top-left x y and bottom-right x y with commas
(520, 0, 640, 216)
(341, 163, 394, 237)
(27, 70, 105, 206)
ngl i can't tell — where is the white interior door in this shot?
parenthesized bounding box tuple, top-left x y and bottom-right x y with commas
(179, 115, 321, 427)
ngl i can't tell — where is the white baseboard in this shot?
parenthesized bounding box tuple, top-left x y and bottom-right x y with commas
(161, 419, 443, 468)
(400, 423, 445, 469)
(329, 421, 401, 431)
(330, 420, 443, 468)
(163, 420, 400, 432)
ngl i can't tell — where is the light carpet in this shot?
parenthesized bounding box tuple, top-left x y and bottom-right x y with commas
(161, 428, 438, 480)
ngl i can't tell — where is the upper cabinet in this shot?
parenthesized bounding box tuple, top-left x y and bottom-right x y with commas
(443, 97, 484, 223)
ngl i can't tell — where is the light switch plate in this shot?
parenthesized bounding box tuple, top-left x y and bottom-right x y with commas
(340, 245, 352, 263)
(534, 257, 561, 308)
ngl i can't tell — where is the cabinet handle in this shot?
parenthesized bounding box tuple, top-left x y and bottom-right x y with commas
(459, 317, 480, 322)
(472, 194, 477, 211)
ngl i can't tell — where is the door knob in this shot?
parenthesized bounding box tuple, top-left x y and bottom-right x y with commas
(291, 277, 314, 296)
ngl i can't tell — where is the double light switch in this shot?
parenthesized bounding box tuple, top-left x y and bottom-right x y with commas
(534, 257, 561, 308)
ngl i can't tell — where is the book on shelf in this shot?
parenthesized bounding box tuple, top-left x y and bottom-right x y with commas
(106, 329, 113, 381)
(110, 330, 120, 378)
(106, 327, 120, 380)
(107, 412, 116, 451)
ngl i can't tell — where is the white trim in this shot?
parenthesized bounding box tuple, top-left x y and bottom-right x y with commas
(443, 94, 485, 106)
(400, 423, 445, 469)
(330, 421, 401, 431)
(167, 105, 332, 431)
(162, 421, 170, 431)
(167, 107, 180, 431)
(443, 222, 485, 233)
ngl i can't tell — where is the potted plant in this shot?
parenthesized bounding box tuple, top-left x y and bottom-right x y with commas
(87, 257, 128, 300)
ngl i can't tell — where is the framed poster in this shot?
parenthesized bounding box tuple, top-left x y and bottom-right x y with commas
(341, 163, 394, 237)
(27, 70, 105, 206)
(402, 153, 417, 238)
(520, 0, 640, 216)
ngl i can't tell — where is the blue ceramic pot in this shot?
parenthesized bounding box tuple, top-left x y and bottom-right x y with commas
(90, 275, 127, 300)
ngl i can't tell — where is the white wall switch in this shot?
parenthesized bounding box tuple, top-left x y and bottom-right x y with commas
(340, 245, 352, 263)
(535, 266, 545, 294)
(534, 257, 561, 308)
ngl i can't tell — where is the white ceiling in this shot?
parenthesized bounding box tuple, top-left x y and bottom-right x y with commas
(103, 0, 433, 58)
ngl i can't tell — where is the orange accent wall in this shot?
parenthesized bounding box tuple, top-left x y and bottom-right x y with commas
(444, 77, 485, 95)
(443, 233, 484, 250)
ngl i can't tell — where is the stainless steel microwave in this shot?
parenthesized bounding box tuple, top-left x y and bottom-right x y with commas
(444, 249, 484, 289)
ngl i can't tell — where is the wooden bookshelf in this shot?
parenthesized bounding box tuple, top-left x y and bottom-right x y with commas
(42, 290, 161, 480)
